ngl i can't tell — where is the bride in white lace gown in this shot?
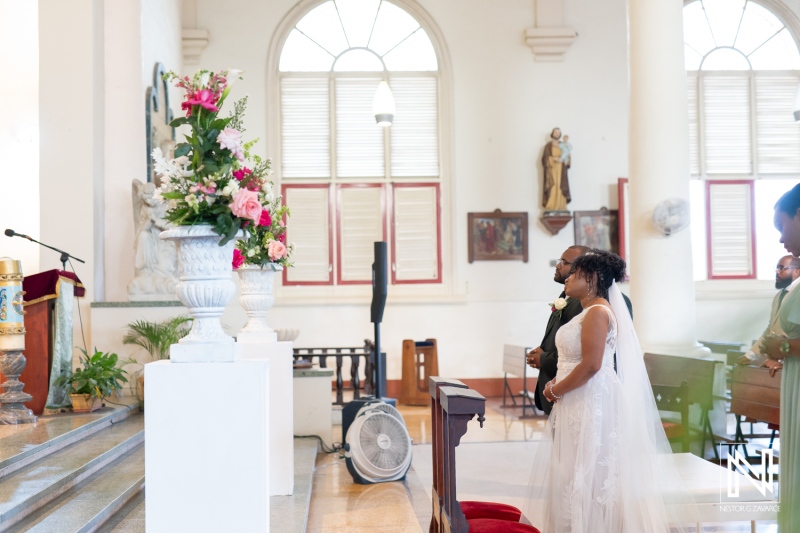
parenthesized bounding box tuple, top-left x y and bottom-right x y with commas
(523, 250, 695, 533)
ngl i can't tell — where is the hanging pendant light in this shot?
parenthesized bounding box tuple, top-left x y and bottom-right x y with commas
(373, 80, 395, 127)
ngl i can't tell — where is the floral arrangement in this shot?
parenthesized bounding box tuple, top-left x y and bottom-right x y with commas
(548, 297, 568, 319)
(152, 68, 291, 260)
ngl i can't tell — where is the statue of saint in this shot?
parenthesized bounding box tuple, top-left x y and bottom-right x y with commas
(127, 179, 178, 300)
(542, 127, 572, 211)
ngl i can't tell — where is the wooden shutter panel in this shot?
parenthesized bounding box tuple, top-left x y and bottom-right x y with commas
(281, 78, 330, 178)
(707, 181, 755, 279)
(392, 184, 440, 283)
(687, 72, 700, 175)
(335, 78, 384, 178)
(283, 185, 332, 284)
(390, 77, 439, 177)
(755, 73, 800, 175)
(337, 185, 385, 283)
(702, 75, 752, 174)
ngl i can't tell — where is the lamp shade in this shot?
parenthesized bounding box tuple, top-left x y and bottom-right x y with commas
(372, 81, 395, 127)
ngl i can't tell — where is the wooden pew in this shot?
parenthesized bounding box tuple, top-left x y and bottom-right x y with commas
(644, 353, 721, 458)
(730, 364, 781, 458)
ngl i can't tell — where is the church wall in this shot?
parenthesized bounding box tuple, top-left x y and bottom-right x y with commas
(92, 0, 784, 381)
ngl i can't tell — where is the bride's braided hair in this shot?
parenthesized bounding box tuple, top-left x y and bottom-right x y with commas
(569, 249, 626, 300)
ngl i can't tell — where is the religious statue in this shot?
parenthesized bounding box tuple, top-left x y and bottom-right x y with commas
(127, 179, 178, 300)
(541, 127, 572, 212)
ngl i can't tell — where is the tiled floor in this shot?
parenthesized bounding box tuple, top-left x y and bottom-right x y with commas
(306, 397, 778, 532)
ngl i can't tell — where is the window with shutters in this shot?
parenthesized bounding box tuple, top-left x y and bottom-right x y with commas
(276, 0, 444, 288)
(684, 0, 800, 280)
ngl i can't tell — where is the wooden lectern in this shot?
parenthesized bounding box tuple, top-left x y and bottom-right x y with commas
(0, 270, 84, 415)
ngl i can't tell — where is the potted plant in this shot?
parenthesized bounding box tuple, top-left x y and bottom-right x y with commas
(54, 348, 128, 413)
(123, 315, 192, 404)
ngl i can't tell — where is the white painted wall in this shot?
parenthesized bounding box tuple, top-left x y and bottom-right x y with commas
(0, 1, 39, 274)
(88, 0, 785, 381)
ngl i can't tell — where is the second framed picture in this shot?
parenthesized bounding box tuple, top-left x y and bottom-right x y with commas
(573, 208, 619, 254)
(468, 210, 529, 263)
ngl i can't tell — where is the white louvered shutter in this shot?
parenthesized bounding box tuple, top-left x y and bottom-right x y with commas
(390, 77, 439, 177)
(687, 72, 700, 175)
(281, 78, 330, 178)
(392, 185, 440, 282)
(703, 75, 752, 174)
(283, 186, 332, 284)
(338, 186, 384, 283)
(335, 78, 384, 178)
(755, 74, 800, 175)
(707, 181, 755, 278)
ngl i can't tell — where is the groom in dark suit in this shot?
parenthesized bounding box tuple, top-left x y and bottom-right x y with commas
(527, 246, 633, 414)
(526, 245, 588, 415)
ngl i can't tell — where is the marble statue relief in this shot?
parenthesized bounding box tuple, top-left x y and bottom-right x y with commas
(127, 179, 178, 300)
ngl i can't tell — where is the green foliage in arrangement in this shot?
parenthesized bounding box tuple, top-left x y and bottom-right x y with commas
(123, 315, 193, 361)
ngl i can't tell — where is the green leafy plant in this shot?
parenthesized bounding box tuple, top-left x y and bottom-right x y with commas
(123, 315, 193, 361)
(54, 348, 128, 399)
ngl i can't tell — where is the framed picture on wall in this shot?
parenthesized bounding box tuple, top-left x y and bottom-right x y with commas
(573, 208, 619, 254)
(617, 178, 631, 278)
(468, 210, 529, 263)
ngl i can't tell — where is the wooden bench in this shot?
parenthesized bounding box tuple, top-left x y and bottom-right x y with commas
(645, 353, 722, 458)
(730, 364, 781, 459)
(652, 381, 690, 453)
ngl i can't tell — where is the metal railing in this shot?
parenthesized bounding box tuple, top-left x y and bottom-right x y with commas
(293, 340, 375, 405)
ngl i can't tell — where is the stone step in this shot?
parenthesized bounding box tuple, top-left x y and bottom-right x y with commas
(0, 405, 138, 480)
(4, 444, 144, 533)
(0, 414, 144, 531)
(96, 489, 144, 533)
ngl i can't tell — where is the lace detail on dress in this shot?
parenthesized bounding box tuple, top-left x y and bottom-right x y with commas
(547, 305, 622, 533)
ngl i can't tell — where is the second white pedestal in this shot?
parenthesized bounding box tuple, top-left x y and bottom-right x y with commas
(239, 340, 294, 496)
(145, 359, 270, 533)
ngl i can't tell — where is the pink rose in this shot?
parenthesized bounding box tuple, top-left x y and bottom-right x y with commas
(278, 232, 286, 244)
(259, 209, 272, 227)
(232, 167, 251, 181)
(232, 249, 244, 269)
(229, 188, 262, 222)
(268, 241, 288, 261)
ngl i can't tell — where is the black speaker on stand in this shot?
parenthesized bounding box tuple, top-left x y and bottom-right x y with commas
(342, 241, 396, 442)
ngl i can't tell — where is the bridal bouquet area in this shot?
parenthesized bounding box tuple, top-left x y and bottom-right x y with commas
(152, 68, 293, 360)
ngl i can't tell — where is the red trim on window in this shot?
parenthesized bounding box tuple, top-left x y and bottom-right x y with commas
(281, 183, 334, 286)
(390, 182, 442, 284)
(335, 183, 387, 285)
(617, 178, 628, 264)
(705, 179, 757, 280)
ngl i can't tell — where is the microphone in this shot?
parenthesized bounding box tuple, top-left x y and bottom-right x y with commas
(5, 229, 31, 240)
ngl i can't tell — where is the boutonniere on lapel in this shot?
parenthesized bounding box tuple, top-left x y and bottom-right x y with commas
(549, 297, 568, 319)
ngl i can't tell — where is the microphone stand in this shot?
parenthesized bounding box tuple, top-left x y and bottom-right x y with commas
(18, 235, 85, 271)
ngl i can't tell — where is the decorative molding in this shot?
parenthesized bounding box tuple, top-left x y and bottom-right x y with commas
(525, 27, 577, 62)
(182, 28, 209, 65)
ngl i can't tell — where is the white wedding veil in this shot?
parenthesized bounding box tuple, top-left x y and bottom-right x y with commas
(523, 281, 697, 532)
(607, 281, 698, 531)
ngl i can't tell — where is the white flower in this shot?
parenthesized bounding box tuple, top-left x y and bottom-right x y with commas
(185, 194, 199, 206)
(246, 248, 256, 258)
(153, 187, 165, 203)
(553, 298, 568, 310)
(221, 180, 239, 197)
(199, 72, 210, 88)
(205, 196, 216, 205)
(226, 68, 244, 86)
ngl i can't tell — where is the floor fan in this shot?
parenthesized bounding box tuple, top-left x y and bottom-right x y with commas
(344, 400, 413, 484)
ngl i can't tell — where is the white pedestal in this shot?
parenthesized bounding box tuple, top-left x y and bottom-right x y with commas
(293, 368, 333, 449)
(145, 359, 270, 533)
(239, 340, 294, 496)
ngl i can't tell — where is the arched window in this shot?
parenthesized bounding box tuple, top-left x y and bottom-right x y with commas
(276, 0, 444, 287)
(684, 0, 800, 280)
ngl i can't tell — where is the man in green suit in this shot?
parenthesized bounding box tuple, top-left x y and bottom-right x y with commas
(526, 245, 588, 415)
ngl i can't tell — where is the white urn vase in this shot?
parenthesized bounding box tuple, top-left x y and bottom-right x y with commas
(236, 263, 284, 343)
(160, 225, 242, 362)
